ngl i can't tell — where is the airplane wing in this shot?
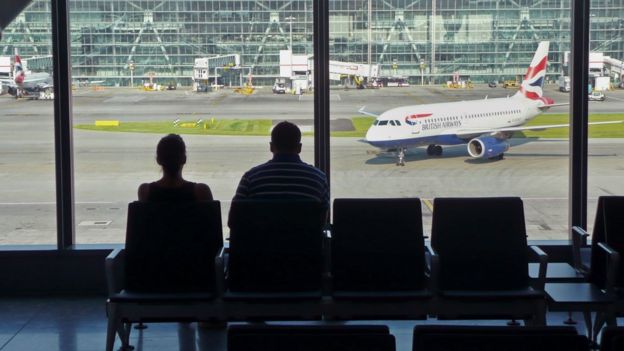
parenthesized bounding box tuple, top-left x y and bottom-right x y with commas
(358, 106, 379, 118)
(453, 120, 623, 137)
(538, 103, 569, 111)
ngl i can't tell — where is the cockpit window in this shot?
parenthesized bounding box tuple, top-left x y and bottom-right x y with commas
(395, 120, 402, 126)
(378, 120, 389, 126)
(389, 120, 396, 126)
(373, 120, 379, 126)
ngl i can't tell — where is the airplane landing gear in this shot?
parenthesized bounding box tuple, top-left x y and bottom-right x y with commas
(396, 148, 406, 166)
(426, 144, 443, 156)
(489, 153, 505, 160)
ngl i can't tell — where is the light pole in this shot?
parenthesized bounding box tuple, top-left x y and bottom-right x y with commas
(285, 16, 295, 80)
(128, 60, 135, 87)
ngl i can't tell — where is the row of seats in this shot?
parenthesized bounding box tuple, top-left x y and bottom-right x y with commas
(103, 197, 620, 351)
(228, 324, 624, 351)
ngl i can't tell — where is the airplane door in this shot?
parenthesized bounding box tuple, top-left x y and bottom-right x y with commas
(411, 123, 422, 134)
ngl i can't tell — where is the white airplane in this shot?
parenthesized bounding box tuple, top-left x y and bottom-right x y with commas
(362, 41, 621, 165)
(0, 55, 54, 99)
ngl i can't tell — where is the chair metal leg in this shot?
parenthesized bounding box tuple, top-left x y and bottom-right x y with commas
(105, 304, 118, 351)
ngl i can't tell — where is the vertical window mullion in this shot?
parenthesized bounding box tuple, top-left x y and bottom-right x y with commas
(314, 0, 330, 185)
(569, 0, 590, 238)
(51, 0, 75, 249)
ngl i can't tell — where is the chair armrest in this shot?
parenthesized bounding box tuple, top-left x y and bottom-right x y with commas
(105, 248, 126, 296)
(215, 247, 227, 298)
(572, 226, 590, 274)
(529, 245, 548, 291)
(596, 242, 620, 295)
(427, 247, 439, 293)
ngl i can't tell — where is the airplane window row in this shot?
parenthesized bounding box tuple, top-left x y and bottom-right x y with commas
(465, 109, 521, 119)
(374, 120, 402, 126)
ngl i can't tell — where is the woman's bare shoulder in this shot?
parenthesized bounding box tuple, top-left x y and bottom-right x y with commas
(194, 182, 213, 201)
(137, 183, 151, 201)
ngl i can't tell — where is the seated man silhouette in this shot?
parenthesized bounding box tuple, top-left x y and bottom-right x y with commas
(233, 121, 329, 205)
(138, 133, 213, 202)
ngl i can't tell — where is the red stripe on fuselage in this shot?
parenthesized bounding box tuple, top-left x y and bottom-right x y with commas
(524, 57, 548, 80)
(406, 113, 432, 119)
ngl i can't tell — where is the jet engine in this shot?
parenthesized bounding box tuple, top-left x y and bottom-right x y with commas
(467, 136, 510, 159)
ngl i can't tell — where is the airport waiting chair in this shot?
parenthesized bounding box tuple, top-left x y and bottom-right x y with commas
(105, 201, 224, 351)
(324, 198, 432, 320)
(220, 199, 327, 320)
(412, 325, 589, 351)
(430, 197, 548, 325)
(228, 324, 395, 351)
(600, 327, 624, 351)
(572, 197, 624, 276)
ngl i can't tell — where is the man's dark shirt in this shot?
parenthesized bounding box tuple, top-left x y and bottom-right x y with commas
(233, 154, 329, 205)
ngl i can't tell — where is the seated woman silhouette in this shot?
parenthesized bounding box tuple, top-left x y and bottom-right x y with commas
(138, 134, 213, 202)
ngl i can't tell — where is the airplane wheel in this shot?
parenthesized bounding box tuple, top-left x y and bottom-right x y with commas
(434, 146, 443, 156)
(426, 144, 435, 156)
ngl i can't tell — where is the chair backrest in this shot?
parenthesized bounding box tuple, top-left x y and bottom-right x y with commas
(431, 197, 528, 290)
(124, 201, 223, 293)
(413, 325, 588, 351)
(227, 199, 326, 292)
(228, 325, 395, 351)
(331, 198, 426, 291)
(599, 327, 624, 351)
(590, 196, 624, 288)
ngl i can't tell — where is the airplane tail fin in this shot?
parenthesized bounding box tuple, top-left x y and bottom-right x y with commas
(14, 55, 25, 84)
(516, 41, 549, 101)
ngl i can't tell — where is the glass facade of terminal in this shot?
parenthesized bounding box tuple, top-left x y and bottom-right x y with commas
(2, 0, 623, 85)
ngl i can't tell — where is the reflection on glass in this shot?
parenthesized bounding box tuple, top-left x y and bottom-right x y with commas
(0, 1, 56, 245)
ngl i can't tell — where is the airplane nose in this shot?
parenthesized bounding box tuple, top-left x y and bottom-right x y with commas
(365, 126, 377, 142)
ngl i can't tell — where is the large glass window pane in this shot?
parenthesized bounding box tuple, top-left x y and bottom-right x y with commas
(330, 1, 572, 239)
(588, 1, 624, 235)
(0, 1, 56, 245)
(70, 1, 314, 243)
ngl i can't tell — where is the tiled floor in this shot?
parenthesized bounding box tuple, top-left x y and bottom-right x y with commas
(0, 297, 609, 351)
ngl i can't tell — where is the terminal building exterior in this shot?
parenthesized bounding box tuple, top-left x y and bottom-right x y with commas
(2, 0, 623, 85)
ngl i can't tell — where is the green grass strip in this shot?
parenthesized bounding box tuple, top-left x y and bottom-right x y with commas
(75, 119, 273, 136)
(74, 113, 624, 138)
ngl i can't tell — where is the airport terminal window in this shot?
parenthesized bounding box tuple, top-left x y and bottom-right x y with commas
(0, 0, 618, 247)
(0, 1, 56, 245)
(67, 0, 315, 243)
(329, 0, 577, 240)
(587, 0, 624, 237)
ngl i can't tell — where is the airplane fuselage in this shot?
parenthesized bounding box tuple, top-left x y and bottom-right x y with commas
(365, 95, 544, 149)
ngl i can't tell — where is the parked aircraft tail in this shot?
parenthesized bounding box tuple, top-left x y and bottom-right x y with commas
(14, 55, 25, 84)
(516, 41, 549, 101)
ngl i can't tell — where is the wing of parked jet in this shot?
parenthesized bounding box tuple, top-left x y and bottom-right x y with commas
(358, 106, 380, 118)
(538, 103, 569, 111)
(453, 120, 623, 138)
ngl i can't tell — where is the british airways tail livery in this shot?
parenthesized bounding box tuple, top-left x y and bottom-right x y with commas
(363, 41, 620, 165)
(0, 55, 54, 99)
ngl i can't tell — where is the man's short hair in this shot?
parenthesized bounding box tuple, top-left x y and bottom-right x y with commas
(271, 121, 301, 152)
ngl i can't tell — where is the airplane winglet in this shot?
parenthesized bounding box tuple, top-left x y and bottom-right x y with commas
(538, 103, 569, 111)
(358, 106, 379, 118)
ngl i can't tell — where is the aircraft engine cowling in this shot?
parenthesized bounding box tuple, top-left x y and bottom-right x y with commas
(467, 136, 510, 159)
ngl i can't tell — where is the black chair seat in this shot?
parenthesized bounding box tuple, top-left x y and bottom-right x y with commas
(110, 290, 216, 303)
(223, 290, 323, 301)
(332, 290, 432, 301)
(440, 287, 543, 301)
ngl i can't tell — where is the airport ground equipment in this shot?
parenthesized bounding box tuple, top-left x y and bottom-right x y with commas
(105, 201, 224, 351)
